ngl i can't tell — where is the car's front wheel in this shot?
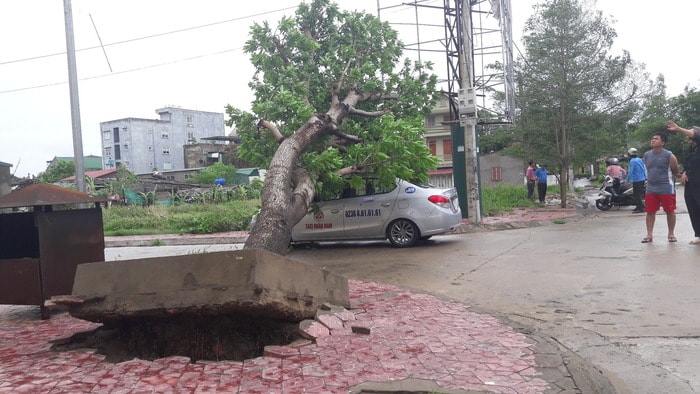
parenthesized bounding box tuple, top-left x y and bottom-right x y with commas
(387, 219, 419, 247)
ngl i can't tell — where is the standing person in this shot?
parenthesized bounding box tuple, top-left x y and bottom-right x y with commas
(535, 164, 548, 205)
(666, 121, 700, 244)
(641, 133, 679, 243)
(525, 161, 537, 201)
(626, 148, 647, 213)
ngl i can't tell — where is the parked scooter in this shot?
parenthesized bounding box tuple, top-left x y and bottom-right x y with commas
(595, 175, 639, 211)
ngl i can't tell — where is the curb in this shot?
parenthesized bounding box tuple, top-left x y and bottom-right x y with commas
(105, 209, 589, 247)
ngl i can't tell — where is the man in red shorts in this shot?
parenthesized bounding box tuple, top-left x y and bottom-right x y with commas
(641, 133, 680, 243)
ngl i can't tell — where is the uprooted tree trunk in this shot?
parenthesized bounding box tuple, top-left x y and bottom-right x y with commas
(244, 91, 378, 255)
(243, 116, 330, 255)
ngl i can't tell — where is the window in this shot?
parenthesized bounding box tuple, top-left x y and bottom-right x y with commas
(428, 140, 437, 156)
(491, 167, 503, 182)
(163, 162, 172, 170)
(104, 147, 111, 156)
(123, 143, 129, 151)
(113, 127, 120, 143)
(426, 116, 436, 127)
(442, 139, 452, 156)
(186, 115, 194, 127)
(162, 147, 170, 155)
(114, 145, 121, 160)
(161, 127, 169, 139)
(103, 130, 111, 140)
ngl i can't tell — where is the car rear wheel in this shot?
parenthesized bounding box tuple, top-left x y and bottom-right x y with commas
(387, 219, 419, 247)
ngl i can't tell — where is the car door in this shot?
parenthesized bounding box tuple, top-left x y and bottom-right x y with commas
(291, 197, 346, 241)
(343, 180, 399, 239)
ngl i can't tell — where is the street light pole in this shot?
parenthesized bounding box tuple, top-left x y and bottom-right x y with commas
(63, 0, 86, 193)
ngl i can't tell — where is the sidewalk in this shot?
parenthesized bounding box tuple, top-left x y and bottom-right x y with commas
(0, 206, 611, 393)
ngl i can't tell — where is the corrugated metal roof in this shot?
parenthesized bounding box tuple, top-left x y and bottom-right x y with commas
(61, 169, 118, 181)
(0, 183, 108, 209)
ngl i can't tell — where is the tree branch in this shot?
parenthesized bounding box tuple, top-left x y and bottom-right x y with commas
(257, 119, 285, 143)
(272, 36, 290, 66)
(290, 166, 315, 221)
(347, 107, 392, 117)
(335, 157, 393, 176)
(329, 129, 362, 144)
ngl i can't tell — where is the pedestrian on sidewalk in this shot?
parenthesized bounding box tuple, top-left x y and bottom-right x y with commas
(535, 164, 548, 205)
(626, 148, 647, 213)
(641, 132, 680, 243)
(666, 121, 700, 244)
(526, 161, 537, 201)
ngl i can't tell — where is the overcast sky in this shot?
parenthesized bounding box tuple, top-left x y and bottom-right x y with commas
(1, 0, 698, 177)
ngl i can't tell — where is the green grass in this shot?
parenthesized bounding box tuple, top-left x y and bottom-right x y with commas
(481, 184, 562, 216)
(103, 200, 260, 236)
(104, 184, 570, 236)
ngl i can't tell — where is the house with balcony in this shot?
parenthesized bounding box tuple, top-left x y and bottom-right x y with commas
(424, 96, 455, 188)
(424, 96, 525, 188)
(100, 107, 226, 175)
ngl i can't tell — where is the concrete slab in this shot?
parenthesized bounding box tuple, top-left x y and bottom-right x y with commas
(69, 249, 349, 323)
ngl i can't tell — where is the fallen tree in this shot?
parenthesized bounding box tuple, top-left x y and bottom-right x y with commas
(228, 0, 439, 255)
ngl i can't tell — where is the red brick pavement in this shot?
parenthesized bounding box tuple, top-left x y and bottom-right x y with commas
(0, 280, 549, 393)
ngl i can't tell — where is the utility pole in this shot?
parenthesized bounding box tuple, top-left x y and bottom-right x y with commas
(457, 0, 481, 223)
(63, 0, 86, 193)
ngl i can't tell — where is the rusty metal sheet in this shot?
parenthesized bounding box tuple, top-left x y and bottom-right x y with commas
(36, 209, 105, 298)
(0, 183, 108, 209)
(0, 258, 42, 305)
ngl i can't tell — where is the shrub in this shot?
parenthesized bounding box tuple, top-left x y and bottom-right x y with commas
(103, 200, 260, 235)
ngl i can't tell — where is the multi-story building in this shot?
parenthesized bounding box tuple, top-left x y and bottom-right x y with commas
(100, 107, 225, 174)
(424, 96, 455, 187)
(424, 96, 525, 188)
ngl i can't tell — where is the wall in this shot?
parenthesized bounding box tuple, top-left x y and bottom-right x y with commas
(184, 143, 227, 169)
(100, 107, 226, 174)
(479, 152, 525, 187)
(0, 162, 11, 197)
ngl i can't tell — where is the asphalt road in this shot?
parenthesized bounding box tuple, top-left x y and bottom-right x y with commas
(284, 196, 700, 393)
(104, 188, 700, 393)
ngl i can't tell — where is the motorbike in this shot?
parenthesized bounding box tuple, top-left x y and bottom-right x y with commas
(595, 175, 640, 211)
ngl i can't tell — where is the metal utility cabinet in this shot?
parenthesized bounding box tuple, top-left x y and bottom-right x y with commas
(0, 183, 107, 319)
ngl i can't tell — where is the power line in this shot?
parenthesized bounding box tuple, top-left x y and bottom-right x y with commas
(0, 5, 298, 66)
(0, 47, 242, 94)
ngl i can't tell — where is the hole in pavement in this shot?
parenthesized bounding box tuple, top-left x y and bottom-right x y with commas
(52, 314, 302, 363)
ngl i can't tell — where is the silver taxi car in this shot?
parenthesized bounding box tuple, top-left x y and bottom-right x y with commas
(291, 179, 462, 247)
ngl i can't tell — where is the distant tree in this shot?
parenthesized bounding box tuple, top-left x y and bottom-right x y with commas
(104, 164, 139, 197)
(37, 161, 75, 183)
(632, 87, 700, 167)
(512, 0, 650, 206)
(188, 162, 238, 185)
(227, 0, 438, 255)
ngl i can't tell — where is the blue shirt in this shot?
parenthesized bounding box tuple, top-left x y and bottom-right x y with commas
(626, 157, 647, 183)
(535, 168, 548, 184)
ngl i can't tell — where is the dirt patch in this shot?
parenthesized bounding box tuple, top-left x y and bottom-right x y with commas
(51, 314, 302, 363)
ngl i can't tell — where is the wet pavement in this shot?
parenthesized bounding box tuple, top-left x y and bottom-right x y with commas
(0, 203, 610, 393)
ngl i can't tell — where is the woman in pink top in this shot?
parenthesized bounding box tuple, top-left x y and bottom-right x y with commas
(526, 161, 537, 200)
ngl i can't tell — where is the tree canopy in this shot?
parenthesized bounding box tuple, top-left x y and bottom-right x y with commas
(510, 0, 652, 205)
(37, 160, 76, 183)
(226, 0, 438, 254)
